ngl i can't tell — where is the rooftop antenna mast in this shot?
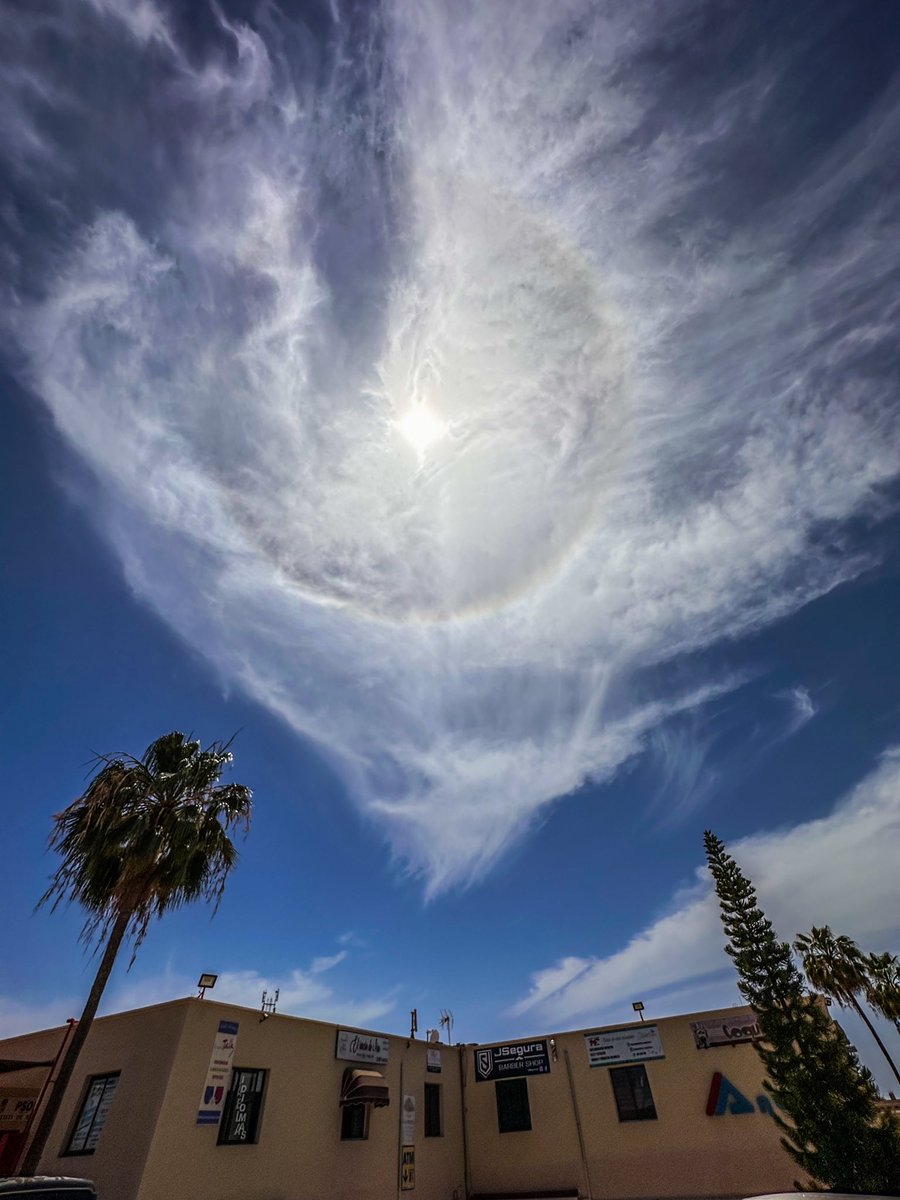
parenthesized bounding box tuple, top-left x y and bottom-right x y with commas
(260, 988, 279, 1022)
(439, 1009, 454, 1045)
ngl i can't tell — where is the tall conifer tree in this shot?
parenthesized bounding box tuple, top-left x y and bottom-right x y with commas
(703, 831, 900, 1194)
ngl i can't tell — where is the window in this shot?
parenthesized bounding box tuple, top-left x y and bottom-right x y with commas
(495, 1077, 531, 1133)
(424, 1083, 442, 1137)
(341, 1102, 369, 1141)
(217, 1068, 267, 1145)
(64, 1072, 120, 1155)
(610, 1065, 657, 1122)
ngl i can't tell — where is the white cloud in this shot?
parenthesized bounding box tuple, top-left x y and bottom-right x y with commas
(310, 951, 348, 975)
(0, 996, 81, 1042)
(510, 748, 900, 1027)
(0, 949, 397, 1042)
(84, 0, 175, 48)
(4, 2, 900, 891)
(105, 957, 398, 1029)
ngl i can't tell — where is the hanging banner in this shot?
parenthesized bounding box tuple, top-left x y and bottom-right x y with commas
(426, 1048, 442, 1074)
(691, 1008, 760, 1049)
(335, 1029, 390, 1065)
(584, 1025, 664, 1067)
(197, 1019, 239, 1125)
(474, 1040, 551, 1082)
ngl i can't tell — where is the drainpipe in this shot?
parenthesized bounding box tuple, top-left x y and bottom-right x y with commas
(15, 1018, 78, 1174)
(458, 1045, 471, 1199)
(397, 1053, 406, 1200)
(564, 1048, 593, 1200)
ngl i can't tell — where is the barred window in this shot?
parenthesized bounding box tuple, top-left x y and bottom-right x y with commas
(610, 1064, 657, 1122)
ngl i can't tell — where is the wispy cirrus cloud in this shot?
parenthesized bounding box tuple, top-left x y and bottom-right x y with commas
(2, 1, 899, 892)
(510, 747, 900, 1027)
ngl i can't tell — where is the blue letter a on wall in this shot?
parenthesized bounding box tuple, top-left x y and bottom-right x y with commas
(706, 1071, 755, 1115)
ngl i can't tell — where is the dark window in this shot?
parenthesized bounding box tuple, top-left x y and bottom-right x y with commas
(495, 1077, 531, 1133)
(424, 1083, 442, 1137)
(341, 1102, 369, 1141)
(610, 1065, 657, 1122)
(217, 1068, 267, 1145)
(64, 1072, 120, 1155)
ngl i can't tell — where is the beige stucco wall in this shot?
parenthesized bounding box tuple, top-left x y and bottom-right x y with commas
(2, 1001, 801, 1200)
(0, 1003, 190, 1199)
(465, 1010, 797, 1200)
(136, 1001, 465, 1200)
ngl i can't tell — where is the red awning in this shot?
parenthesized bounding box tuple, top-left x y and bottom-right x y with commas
(340, 1068, 390, 1108)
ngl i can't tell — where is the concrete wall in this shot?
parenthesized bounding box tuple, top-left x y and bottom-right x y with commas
(1, 1002, 799, 1200)
(136, 1001, 465, 1200)
(0, 1003, 189, 1200)
(465, 1011, 797, 1200)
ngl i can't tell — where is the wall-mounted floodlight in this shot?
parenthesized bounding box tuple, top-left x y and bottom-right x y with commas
(632, 1001, 645, 1022)
(197, 973, 218, 999)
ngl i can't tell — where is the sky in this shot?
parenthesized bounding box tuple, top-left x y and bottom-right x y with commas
(2, 0, 900, 1092)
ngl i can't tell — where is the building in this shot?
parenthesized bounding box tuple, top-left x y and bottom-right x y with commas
(0, 1000, 796, 1200)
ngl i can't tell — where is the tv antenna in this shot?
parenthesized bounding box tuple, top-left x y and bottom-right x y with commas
(439, 1009, 454, 1044)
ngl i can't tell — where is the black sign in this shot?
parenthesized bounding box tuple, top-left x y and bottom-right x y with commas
(218, 1068, 265, 1145)
(473, 1040, 551, 1082)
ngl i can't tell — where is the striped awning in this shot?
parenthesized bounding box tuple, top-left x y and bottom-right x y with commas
(340, 1067, 390, 1108)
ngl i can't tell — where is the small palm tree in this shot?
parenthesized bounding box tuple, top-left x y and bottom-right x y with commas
(795, 926, 900, 1090)
(866, 952, 900, 1035)
(22, 732, 252, 1175)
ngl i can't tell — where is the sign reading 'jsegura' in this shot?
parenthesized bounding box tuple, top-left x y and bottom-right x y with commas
(474, 1040, 551, 1082)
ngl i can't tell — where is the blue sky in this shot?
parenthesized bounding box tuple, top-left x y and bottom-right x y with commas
(2, 0, 900, 1092)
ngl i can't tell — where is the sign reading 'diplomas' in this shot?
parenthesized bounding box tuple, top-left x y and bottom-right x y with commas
(474, 1040, 551, 1082)
(584, 1025, 664, 1067)
(335, 1029, 390, 1065)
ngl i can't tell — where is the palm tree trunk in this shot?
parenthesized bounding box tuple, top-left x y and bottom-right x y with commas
(21, 910, 130, 1176)
(850, 994, 900, 1090)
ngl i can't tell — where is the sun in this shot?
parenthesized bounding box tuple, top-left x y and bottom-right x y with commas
(397, 405, 447, 454)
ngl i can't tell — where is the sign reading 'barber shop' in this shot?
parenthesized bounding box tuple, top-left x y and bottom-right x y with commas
(474, 1040, 551, 1081)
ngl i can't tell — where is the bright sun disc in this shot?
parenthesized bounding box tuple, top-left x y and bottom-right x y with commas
(398, 405, 447, 453)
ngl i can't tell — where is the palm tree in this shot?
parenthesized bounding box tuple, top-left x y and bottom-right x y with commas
(865, 952, 900, 1035)
(22, 731, 252, 1175)
(794, 926, 900, 1090)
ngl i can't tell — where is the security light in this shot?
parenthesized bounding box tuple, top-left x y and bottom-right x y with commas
(197, 973, 218, 998)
